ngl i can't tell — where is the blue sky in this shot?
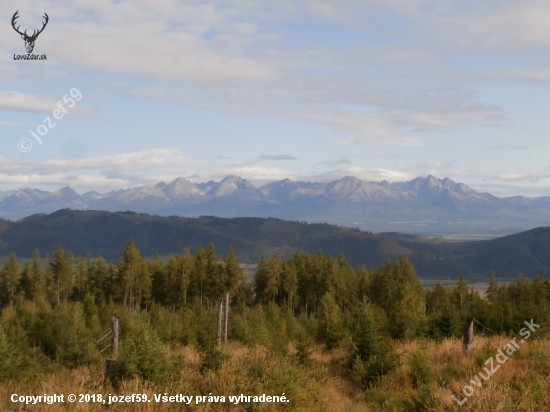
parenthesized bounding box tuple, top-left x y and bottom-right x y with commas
(1, 0, 550, 196)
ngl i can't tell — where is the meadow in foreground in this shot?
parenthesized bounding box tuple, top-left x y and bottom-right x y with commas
(2, 242, 550, 410)
(2, 336, 550, 411)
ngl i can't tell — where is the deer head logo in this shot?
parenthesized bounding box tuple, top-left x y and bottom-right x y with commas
(11, 11, 49, 54)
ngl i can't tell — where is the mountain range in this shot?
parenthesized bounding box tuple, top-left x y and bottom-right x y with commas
(1, 175, 550, 234)
(0, 209, 548, 280)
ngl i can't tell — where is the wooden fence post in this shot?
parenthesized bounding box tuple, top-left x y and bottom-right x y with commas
(217, 299, 223, 346)
(224, 293, 229, 344)
(463, 316, 474, 356)
(106, 317, 119, 379)
(111, 317, 119, 357)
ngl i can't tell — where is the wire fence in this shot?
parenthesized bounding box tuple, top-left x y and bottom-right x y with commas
(81, 327, 113, 355)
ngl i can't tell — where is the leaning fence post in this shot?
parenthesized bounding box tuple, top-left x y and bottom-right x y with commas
(463, 316, 474, 357)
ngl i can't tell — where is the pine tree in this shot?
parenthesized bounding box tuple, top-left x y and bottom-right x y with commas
(369, 258, 426, 338)
(532, 270, 549, 322)
(43, 253, 56, 305)
(72, 256, 87, 301)
(19, 262, 36, 301)
(309, 252, 326, 312)
(297, 253, 313, 310)
(203, 243, 225, 306)
(167, 254, 186, 309)
(105, 263, 116, 304)
(255, 254, 283, 304)
(0, 252, 19, 307)
(253, 258, 269, 303)
(316, 292, 345, 349)
(117, 240, 146, 310)
(353, 299, 380, 361)
(454, 273, 468, 314)
(369, 261, 395, 314)
(393, 260, 426, 339)
(50, 246, 74, 306)
(224, 246, 244, 296)
(180, 248, 193, 307)
(89, 257, 108, 305)
(151, 253, 168, 306)
(0, 324, 19, 381)
(293, 252, 315, 314)
(356, 265, 371, 303)
(138, 260, 152, 308)
(191, 247, 207, 306)
(281, 261, 298, 309)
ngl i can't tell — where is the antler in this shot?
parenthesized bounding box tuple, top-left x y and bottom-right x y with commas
(11, 11, 27, 37)
(11, 11, 49, 39)
(33, 13, 49, 38)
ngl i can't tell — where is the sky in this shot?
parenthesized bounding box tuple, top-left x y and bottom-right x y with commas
(1, 0, 550, 196)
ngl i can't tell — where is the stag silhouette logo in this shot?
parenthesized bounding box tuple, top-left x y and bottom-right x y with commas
(11, 11, 49, 54)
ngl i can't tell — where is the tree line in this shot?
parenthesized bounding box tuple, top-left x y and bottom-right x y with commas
(1, 241, 549, 338)
(0, 242, 245, 311)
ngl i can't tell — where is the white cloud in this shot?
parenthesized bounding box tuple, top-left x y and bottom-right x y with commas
(306, 112, 395, 135)
(0, 91, 57, 113)
(1, 0, 514, 135)
(448, 5, 550, 53)
(315, 156, 351, 167)
(470, 182, 550, 197)
(0, 149, 194, 190)
(186, 164, 297, 184)
(370, 1, 550, 53)
(3, 2, 277, 85)
(0, 120, 20, 126)
(497, 171, 550, 183)
(2, 147, 549, 197)
(394, 160, 473, 182)
(332, 137, 424, 147)
(257, 154, 296, 160)
(0, 147, 413, 191)
(403, 107, 504, 129)
(492, 143, 537, 151)
(42, 149, 191, 173)
(307, 166, 411, 183)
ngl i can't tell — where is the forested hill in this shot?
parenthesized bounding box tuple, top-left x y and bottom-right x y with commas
(0, 209, 411, 268)
(0, 209, 549, 279)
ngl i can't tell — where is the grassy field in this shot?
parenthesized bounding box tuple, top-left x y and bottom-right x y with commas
(2, 336, 550, 411)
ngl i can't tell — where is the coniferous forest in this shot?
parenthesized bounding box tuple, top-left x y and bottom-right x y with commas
(2, 241, 550, 411)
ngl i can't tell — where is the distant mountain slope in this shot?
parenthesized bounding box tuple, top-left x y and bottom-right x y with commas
(0, 210, 548, 279)
(460, 227, 550, 276)
(377, 227, 550, 280)
(2, 175, 550, 234)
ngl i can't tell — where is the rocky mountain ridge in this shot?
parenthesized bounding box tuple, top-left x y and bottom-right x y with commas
(1, 175, 549, 234)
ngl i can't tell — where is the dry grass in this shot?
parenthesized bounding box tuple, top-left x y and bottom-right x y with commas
(2, 337, 550, 411)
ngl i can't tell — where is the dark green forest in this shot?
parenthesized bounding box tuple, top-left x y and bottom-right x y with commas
(1, 240, 549, 386)
(2, 209, 550, 279)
